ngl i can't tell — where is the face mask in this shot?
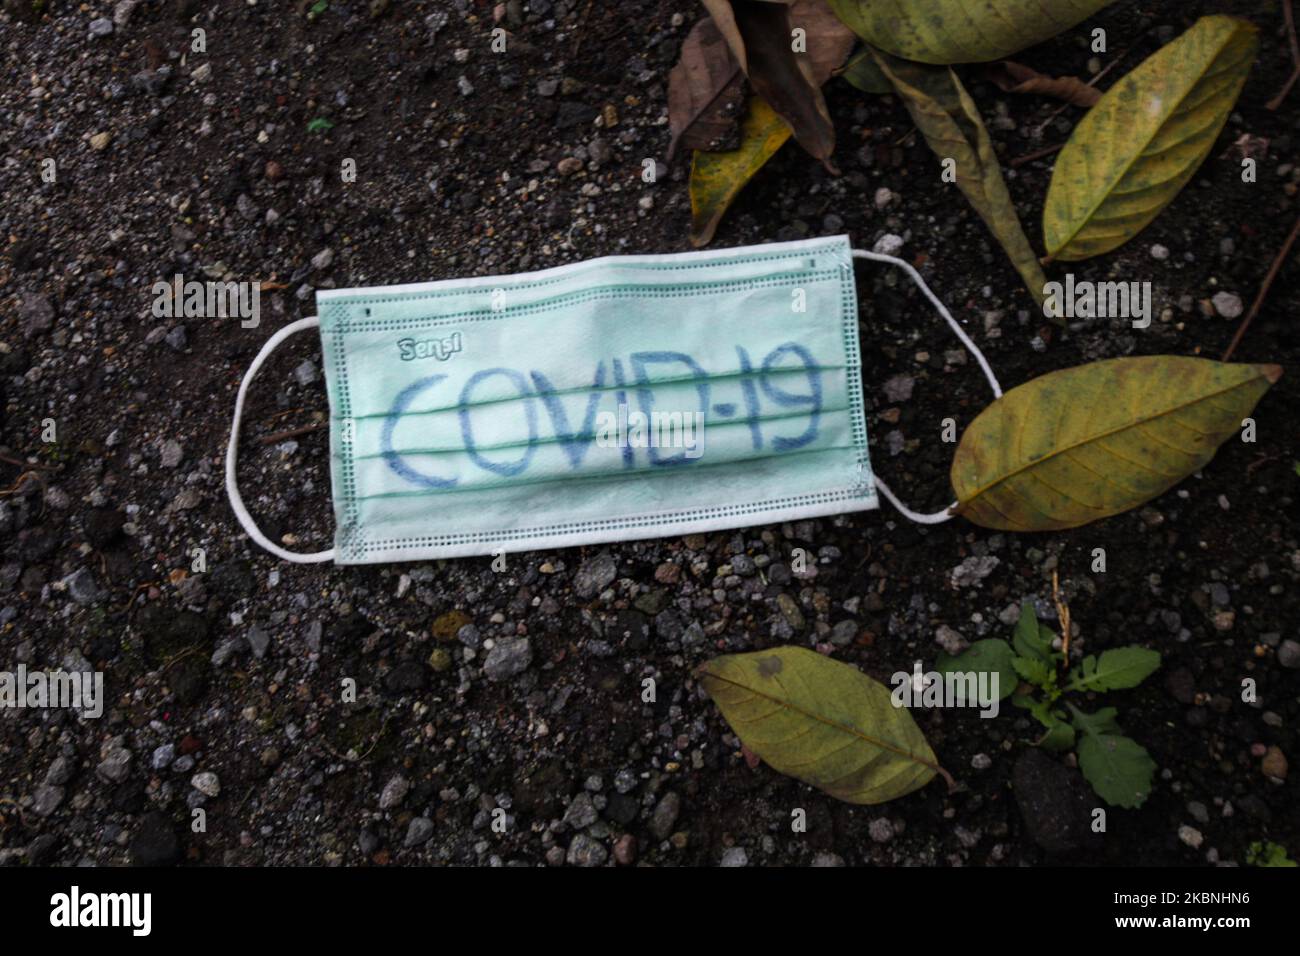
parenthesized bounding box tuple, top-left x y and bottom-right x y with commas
(225, 235, 1001, 564)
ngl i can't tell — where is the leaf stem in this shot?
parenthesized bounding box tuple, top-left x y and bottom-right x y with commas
(1221, 210, 1300, 361)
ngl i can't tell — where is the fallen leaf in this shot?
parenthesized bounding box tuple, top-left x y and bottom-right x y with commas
(689, 96, 792, 247)
(667, 16, 746, 160)
(838, 46, 891, 93)
(986, 60, 1101, 107)
(1043, 16, 1258, 261)
(871, 49, 1047, 306)
(700, 0, 853, 167)
(951, 356, 1282, 531)
(699, 646, 947, 805)
(828, 0, 1116, 65)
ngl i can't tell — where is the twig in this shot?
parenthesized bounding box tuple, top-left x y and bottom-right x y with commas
(1267, 0, 1300, 110)
(570, 0, 594, 57)
(1052, 569, 1071, 668)
(0, 452, 55, 470)
(258, 421, 328, 445)
(1010, 141, 1064, 168)
(1029, 46, 1130, 138)
(0, 471, 44, 498)
(1222, 210, 1300, 361)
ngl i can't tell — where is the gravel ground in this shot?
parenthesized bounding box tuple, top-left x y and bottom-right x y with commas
(1, 0, 1297, 867)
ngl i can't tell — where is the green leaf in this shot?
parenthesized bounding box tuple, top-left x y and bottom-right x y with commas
(698, 646, 944, 805)
(1037, 719, 1076, 752)
(1013, 655, 1052, 689)
(869, 49, 1046, 307)
(1068, 647, 1161, 692)
(1246, 841, 1297, 867)
(952, 357, 1282, 531)
(1069, 705, 1123, 736)
(306, 117, 335, 133)
(1043, 16, 1258, 260)
(1077, 732, 1156, 808)
(838, 47, 891, 93)
(1013, 602, 1053, 664)
(688, 96, 791, 247)
(936, 638, 1017, 702)
(309, 0, 328, 14)
(827, 0, 1116, 65)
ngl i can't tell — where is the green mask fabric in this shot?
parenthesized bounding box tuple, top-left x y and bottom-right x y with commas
(225, 236, 1002, 564)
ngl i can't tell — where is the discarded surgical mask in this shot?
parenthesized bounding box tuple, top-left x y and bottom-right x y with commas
(227, 235, 1001, 564)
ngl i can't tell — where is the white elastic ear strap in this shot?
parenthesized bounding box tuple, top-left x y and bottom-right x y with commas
(850, 249, 1003, 525)
(225, 316, 335, 563)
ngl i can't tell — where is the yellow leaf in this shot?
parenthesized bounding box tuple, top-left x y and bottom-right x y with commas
(828, 0, 1115, 65)
(952, 356, 1282, 531)
(689, 97, 791, 247)
(699, 646, 945, 805)
(870, 49, 1048, 308)
(1043, 16, 1258, 261)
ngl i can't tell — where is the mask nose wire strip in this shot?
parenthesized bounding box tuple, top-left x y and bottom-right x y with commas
(225, 316, 336, 563)
(850, 249, 1003, 525)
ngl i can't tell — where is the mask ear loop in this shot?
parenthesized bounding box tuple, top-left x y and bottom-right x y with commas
(850, 249, 1003, 525)
(225, 316, 336, 563)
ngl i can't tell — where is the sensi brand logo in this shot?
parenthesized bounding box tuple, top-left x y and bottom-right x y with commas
(398, 331, 463, 362)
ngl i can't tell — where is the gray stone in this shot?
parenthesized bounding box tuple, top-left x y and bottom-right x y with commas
(404, 817, 435, 847)
(1212, 291, 1243, 319)
(293, 360, 319, 387)
(563, 791, 599, 829)
(483, 638, 532, 681)
(650, 791, 680, 840)
(246, 624, 271, 659)
(868, 817, 895, 843)
(720, 846, 749, 867)
(97, 745, 132, 784)
(31, 784, 64, 817)
(21, 294, 55, 337)
(44, 756, 75, 786)
(566, 833, 607, 866)
(1277, 639, 1300, 669)
(882, 374, 915, 403)
(191, 771, 220, 797)
(89, 17, 114, 37)
(65, 567, 104, 605)
(574, 551, 617, 598)
(379, 774, 409, 809)
(160, 439, 183, 468)
(934, 625, 968, 655)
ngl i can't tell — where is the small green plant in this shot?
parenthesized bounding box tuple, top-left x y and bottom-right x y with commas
(306, 117, 335, 134)
(1246, 840, 1296, 867)
(308, 0, 329, 17)
(938, 600, 1160, 808)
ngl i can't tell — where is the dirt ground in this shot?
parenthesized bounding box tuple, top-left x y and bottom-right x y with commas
(1, 0, 1297, 867)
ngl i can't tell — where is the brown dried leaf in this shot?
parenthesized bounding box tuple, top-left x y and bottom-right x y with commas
(699, 0, 853, 167)
(667, 17, 746, 160)
(986, 61, 1101, 107)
